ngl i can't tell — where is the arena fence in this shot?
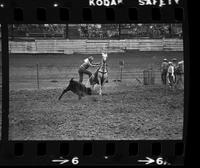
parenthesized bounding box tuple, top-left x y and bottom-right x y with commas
(8, 39, 183, 54)
(9, 63, 184, 91)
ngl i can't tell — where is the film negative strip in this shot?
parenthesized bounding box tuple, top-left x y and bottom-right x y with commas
(0, 0, 189, 166)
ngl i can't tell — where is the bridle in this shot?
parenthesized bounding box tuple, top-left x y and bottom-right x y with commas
(98, 56, 108, 75)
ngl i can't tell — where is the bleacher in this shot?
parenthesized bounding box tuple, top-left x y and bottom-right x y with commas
(9, 39, 183, 54)
(163, 39, 183, 51)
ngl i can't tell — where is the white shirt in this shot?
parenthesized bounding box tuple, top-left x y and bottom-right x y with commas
(168, 65, 174, 74)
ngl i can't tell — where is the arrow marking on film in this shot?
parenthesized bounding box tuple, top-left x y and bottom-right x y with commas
(52, 159, 69, 165)
(138, 157, 155, 165)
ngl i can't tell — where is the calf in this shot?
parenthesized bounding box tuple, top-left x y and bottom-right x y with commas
(58, 78, 92, 100)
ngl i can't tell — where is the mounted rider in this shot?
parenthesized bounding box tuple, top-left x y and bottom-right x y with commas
(78, 56, 100, 83)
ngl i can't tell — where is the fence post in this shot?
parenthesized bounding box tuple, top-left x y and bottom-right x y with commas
(118, 24, 121, 39)
(150, 66, 155, 85)
(120, 66, 122, 81)
(143, 68, 155, 85)
(119, 60, 124, 82)
(36, 63, 39, 89)
(65, 24, 68, 39)
(143, 70, 149, 85)
(35, 40, 40, 89)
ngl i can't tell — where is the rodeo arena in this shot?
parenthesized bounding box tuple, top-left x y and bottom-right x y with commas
(3, 24, 184, 140)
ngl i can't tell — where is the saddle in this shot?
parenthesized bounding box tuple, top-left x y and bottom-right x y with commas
(90, 66, 108, 85)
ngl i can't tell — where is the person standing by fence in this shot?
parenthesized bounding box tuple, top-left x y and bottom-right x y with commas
(161, 58, 169, 85)
(175, 60, 184, 89)
(172, 58, 178, 83)
(167, 62, 175, 88)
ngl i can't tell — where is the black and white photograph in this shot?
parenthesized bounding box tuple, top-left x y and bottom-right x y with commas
(0, 25, 2, 139)
(8, 24, 184, 140)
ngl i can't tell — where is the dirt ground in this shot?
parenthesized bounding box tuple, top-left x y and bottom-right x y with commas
(8, 51, 184, 140)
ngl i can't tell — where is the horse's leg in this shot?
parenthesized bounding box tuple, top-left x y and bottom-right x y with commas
(99, 73, 108, 95)
(89, 74, 95, 88)
(96, 77, 101, 95)
(99, 84, 102, 95)
(100, 79, 107, 95)
(58, 87, 70, 100)
(97, 74, 102, 95)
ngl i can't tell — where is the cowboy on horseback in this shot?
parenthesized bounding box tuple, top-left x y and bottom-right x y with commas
(78, 56, 100, 83)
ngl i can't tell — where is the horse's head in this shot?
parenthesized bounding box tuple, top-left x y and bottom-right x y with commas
(102, 52, 108, 61)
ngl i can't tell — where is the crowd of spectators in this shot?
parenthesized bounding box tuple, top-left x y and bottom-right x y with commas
(9, 24, 65, 38)
(79, 24, 182, 39)
(8, 24, 183, 39)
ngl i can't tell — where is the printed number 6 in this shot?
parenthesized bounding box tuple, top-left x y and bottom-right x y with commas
(72, 157, 79, 165)
(156, 157, 163, 165)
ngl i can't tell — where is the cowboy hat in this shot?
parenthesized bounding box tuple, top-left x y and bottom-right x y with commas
(88, 56, 94, 61)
